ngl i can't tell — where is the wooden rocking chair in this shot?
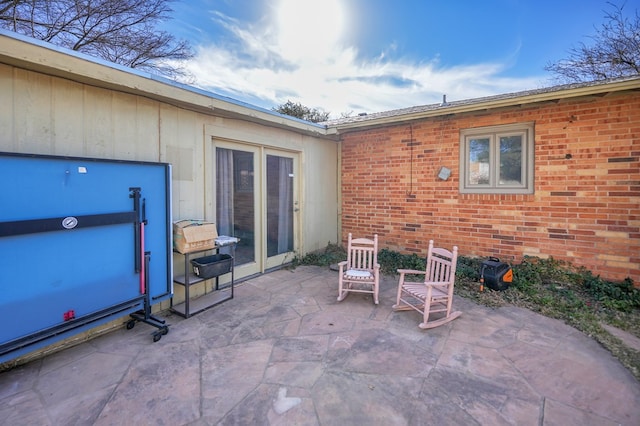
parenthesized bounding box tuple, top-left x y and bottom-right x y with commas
(393, 240, 461, 329)
(337, 233, 380, 304)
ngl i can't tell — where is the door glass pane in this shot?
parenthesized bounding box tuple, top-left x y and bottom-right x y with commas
(216, 147, 255, 265)
(499, 135, 523, 185)
(468, 138, 490, 185)
(266, 155, 293, 257)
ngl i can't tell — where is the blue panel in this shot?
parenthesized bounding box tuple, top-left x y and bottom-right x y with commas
(0, 152, 172, 362)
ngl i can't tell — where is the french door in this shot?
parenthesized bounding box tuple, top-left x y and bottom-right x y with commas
(215, 144, 298, 275)
(264, 150, 297, 269)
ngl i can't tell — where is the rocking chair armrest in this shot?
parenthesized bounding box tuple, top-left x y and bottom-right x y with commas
(337, 260, 347, 272)
(397, 269, 426, 275)
(424, 281, 450, 288)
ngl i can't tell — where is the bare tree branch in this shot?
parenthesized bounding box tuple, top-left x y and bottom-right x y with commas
(545, 2, 640, 83)
(0, 0, 194, 79)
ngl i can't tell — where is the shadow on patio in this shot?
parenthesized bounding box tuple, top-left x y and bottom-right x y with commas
(1, 265, 639, 425)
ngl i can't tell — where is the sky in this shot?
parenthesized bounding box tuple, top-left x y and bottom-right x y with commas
(162, 0, 637, 118)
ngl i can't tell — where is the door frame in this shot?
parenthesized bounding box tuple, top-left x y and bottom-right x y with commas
(207, 139, 300, 277)
(263, 148, 300, 270)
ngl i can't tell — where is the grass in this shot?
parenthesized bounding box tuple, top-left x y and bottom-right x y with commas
(292, 245, 640, 381)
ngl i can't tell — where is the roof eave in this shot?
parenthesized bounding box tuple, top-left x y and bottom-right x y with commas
(333, 78, 640, 132)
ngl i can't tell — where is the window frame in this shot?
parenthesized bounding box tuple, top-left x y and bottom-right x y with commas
(459, 122, 535, 194)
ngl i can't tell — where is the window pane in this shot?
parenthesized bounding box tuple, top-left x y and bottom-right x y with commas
(499, 135, 522, 185)
(266, 155, 293, 257)
(469, 138, 490, 184)
(460, 123, 533, 194)
(216, 148, 255, 265)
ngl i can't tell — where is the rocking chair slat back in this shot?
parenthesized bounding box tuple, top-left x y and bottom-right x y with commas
(393, 240, 461, 329)
(337, 233, 380, 304)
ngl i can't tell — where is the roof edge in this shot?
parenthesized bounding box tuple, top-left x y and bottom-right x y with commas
(2, 29, 638, 139)
(330, 76, 640, 131)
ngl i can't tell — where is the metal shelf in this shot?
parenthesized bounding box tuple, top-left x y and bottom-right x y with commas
(169, 287, 233, 317)
(172, 273, 205, 286)
(170, 245, 235, 318)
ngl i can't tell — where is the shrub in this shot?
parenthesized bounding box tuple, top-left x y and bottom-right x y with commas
(290, 243, 346, 267)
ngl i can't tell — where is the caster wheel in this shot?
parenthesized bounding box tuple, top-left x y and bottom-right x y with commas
(161, 327, 169, 335)
(126, 320, 136, 330)
(153, 333, 162, 342)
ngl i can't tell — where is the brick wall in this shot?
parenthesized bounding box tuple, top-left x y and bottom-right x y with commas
(340, 91, 640, 284)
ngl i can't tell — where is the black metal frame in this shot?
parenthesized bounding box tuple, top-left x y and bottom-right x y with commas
(170, 244, 235, 318)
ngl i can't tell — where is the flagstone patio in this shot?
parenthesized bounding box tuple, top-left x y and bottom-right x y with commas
(1, 265, 639, 425)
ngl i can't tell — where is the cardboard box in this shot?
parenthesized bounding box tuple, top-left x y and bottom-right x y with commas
(173, 220, 218, 253)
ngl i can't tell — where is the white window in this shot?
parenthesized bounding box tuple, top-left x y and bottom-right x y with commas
(459, 123, 534, 194)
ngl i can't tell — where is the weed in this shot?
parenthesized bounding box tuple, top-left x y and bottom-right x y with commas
(457, 255, 640, 381)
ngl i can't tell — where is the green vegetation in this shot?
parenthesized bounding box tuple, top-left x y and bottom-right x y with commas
(292, 246, 640, 380)
(291, 243, 347, 267)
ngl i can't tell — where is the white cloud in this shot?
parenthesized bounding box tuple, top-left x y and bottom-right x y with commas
(180, 7, 549, 119)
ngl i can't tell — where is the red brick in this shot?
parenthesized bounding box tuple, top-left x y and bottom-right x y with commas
(340, 90, 640, 284)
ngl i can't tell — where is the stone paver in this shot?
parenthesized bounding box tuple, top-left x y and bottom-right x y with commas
(1, 266, 639, 425)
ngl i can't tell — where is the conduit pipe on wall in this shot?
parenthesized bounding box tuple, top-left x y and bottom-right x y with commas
(406, 124, 414, 197)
